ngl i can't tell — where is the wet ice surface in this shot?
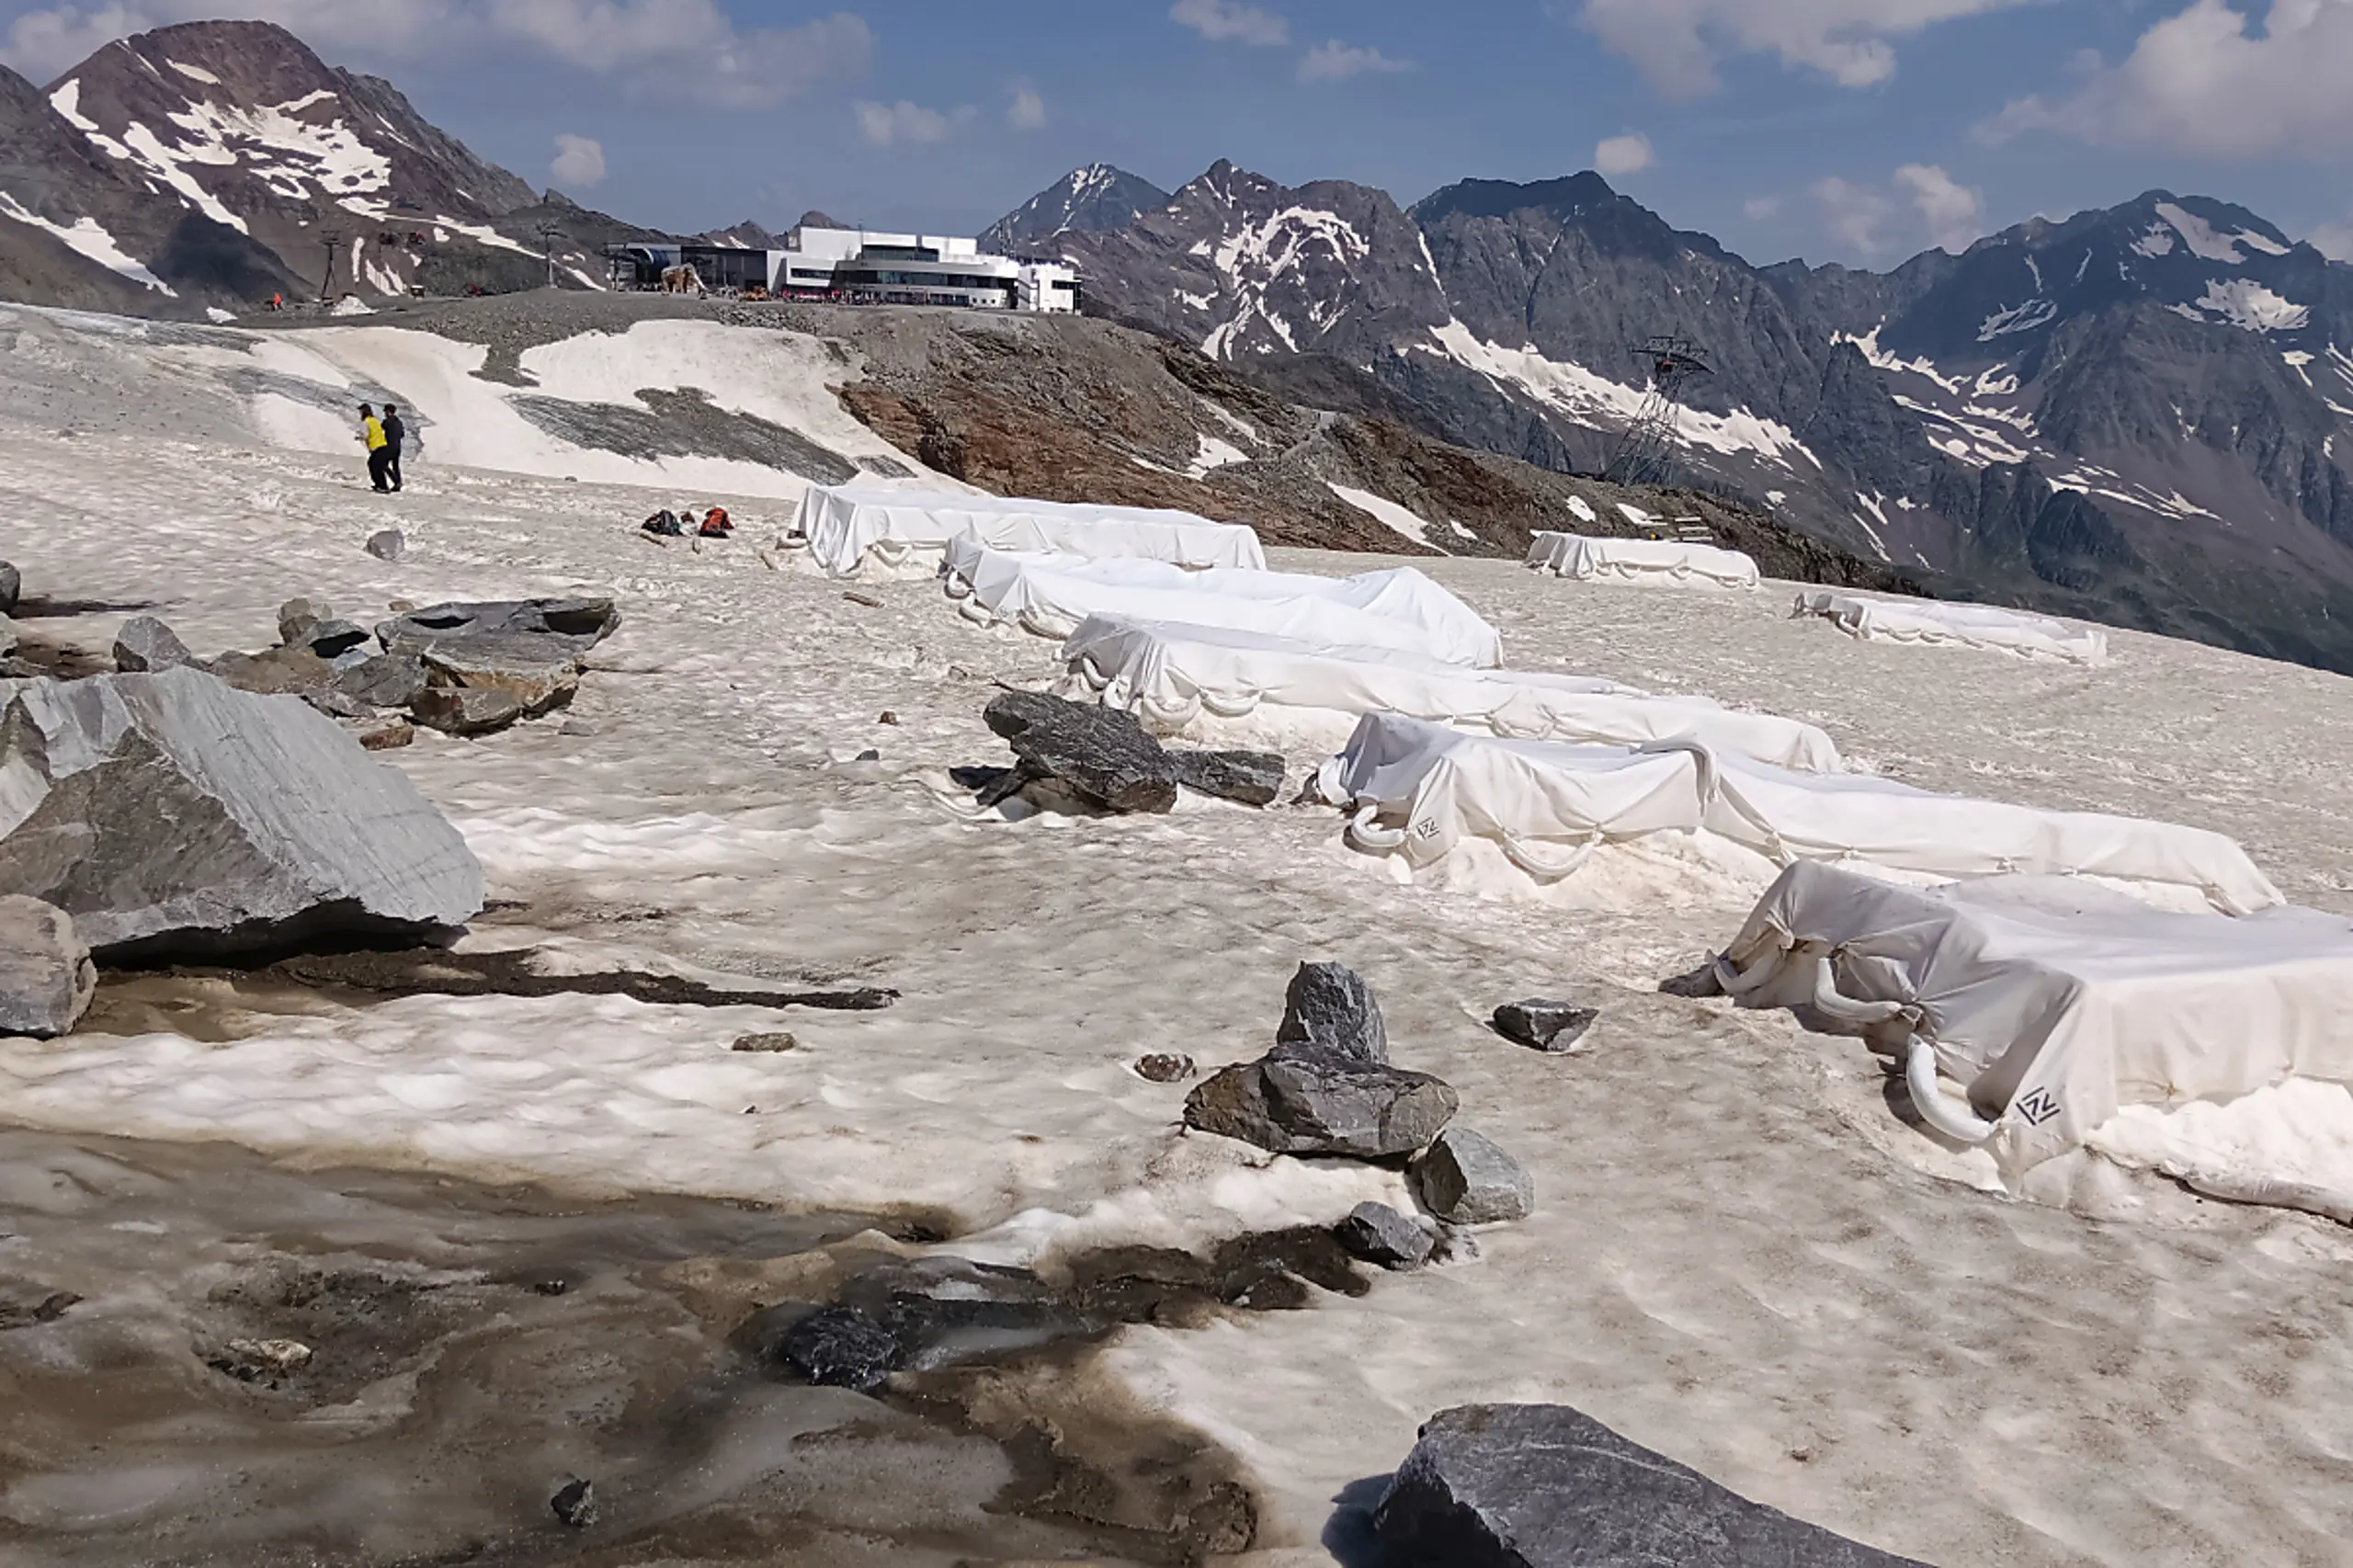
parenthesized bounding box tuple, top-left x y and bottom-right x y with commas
(0, 1128, 1200, 1568)
(3, 409, 2353, 1567)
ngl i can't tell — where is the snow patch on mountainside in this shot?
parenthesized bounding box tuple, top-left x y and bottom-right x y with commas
(2176, 278, 2309, 334)
(1425, 321, 1818, 471)
(1327, 483, 1438, 549)
(1978, 298, 2057, 341)
(0, 193, 174, 293)
(1840, 325, 1962, 394)
(2153, 202, 2290, 264)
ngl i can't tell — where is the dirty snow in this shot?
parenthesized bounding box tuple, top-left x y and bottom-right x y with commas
(3, 303, 2353, 1567)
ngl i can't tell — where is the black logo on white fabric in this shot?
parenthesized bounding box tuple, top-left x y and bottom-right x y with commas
(2015, 1089, 2062, 1126)
(1414, 818, 1441, 840)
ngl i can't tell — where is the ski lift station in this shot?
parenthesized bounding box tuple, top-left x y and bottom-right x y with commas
(606, 222, 1082, 312)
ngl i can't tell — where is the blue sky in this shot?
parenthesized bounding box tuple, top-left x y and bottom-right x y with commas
(8, 0, 2353, 266)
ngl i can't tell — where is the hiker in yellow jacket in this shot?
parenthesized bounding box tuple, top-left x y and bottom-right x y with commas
(358, 402, 392, 493)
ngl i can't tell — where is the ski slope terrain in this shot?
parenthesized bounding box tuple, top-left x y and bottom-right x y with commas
(4, 301, 2353, 1567)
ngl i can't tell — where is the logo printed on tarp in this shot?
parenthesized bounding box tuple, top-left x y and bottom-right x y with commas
(1414, 818, 1441, 840)
(2015, 1088, 2062, 1126)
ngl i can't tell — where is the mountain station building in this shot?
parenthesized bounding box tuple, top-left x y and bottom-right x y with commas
(606, 224, 1081, 312)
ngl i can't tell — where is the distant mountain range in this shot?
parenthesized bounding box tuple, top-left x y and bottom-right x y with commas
(0, 18, 658, 312)
(3, 17, 2350, 671)
(1015, 163, 2353, 672)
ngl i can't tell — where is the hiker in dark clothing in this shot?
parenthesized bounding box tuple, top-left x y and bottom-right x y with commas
(381, 403, 406, 493)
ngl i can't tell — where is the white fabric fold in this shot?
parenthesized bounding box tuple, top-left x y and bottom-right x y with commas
(1792, 591, 2109, 664)
(1321, 714, 2282, 915)
(1526, 532, 1760, 589)
(792, 485, 1264, 577)
(947, 541, 1504, 666)
(1715, 862, 2353, 1182)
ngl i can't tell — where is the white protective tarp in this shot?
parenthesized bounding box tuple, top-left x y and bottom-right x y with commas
(1715, 861, 2353, 1187)
(1526, 532, 1761, 589)
(1793, 591, 2109, 664)
(943, 540, 1504, 666)
(793, 485, 1266, 577)
(1062, 616, 1840, 771)
(1318, 713, 2282, 914)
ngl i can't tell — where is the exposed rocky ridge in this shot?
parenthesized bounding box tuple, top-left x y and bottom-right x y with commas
(798, 301, 1902, 581)
(1028, 163, 2353, 671)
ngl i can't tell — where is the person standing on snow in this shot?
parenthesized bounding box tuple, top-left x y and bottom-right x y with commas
(358, 403, 391, 492)
(381, 403, 406, 494)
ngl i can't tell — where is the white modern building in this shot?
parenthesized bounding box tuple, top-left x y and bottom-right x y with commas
(606, 224, 1081, 312)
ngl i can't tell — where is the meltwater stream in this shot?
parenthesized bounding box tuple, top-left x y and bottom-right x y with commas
(0, 1123, 1270, 1567)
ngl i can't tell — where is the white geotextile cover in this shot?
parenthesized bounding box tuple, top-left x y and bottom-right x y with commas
(1526, 531, 1761, 589)
(1062, 616, 1840, 771)
(1318, 713, 2282, 914)
(793, 485, 1266, 576)
(1793, 591, 2109, 664)
(943, 540, 1504, 666)
(1717, 861, 2353, 1185)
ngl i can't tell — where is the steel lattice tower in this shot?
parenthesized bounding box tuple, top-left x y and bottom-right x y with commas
(1602, 336, 1712, 487)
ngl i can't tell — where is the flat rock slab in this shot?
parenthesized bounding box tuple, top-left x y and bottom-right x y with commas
(412, 686, 527, 735)
(418, 633, 582, 716)
(1414, 1127, 1533, 1223)
(1169, 747, 1284, 807)
(1375, 1403, 1930, 1566)
(377, 597, 620, 658)
(983, 690, 1178, 813)
(0, 667, 484, 957)
(1494, 998, 1598, 1053)
(0, 894, 95, 1038)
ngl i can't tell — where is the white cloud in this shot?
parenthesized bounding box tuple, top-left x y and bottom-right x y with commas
(2310, 220, 2353, 262)
(1570, 0, 2032, 97)
(1593, 131, 1653, 175)
(854, 97, 959, 147)
(1809, 164, 1986, 258)
(1893, 162, 1983, 250)
(1813, 176, 1894, 256)
(1982, 0, 2353, 158)
(1169, 0, 1288, 46)
(1298, 39, 1412, 82)
(549, 131, 605, 188)
(1008, 83, 1046, 130)
(1744, 195, 1783, 220)
(2, 0, 870, 110)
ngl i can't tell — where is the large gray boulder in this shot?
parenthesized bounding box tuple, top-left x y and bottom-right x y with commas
(1374, 1404, 1929, 1566)
(1184, 1046, 1458, 1158)
(0, 668, 484, 957)
(417, 634, 580, 717)
(0, 895, 95, 1038)
(983, 690, 1178, 813)
(1185, 961, 1454, 1158)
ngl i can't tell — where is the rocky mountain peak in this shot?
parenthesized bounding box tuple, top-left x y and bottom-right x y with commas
(982, 164, 1169, 255)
